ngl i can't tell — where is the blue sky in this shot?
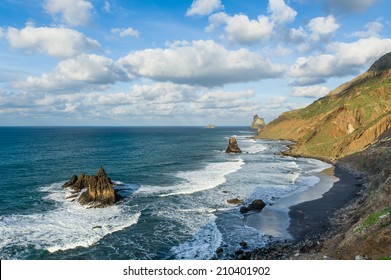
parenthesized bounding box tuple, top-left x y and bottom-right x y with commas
(1, 0, 391, 126)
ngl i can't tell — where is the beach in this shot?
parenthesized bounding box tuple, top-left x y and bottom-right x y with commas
(288, 165, 362, 241)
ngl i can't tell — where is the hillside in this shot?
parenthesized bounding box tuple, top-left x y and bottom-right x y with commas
(321, 128, 391, 259)
(258, 52, 391, 162)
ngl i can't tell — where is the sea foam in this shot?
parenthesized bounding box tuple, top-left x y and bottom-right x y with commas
(135, 158, 244, 197)
(0, 183, 140, 258)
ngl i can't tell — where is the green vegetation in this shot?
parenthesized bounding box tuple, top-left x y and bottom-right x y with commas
(354, 206, 391, 233)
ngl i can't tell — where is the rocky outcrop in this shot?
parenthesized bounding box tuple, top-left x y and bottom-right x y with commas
(251, 114, 265, 130)
(240, 199, 266, 214)
(206, 124, 216, 128)
(225, 137, 242, 153)
(369, 52, 391, 72)
(62, 166, 118, 208)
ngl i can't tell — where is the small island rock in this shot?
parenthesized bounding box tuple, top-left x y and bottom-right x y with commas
(62, 166, 118, 208)
(225, 137, 242, 153)
(251, 114, 265, 130)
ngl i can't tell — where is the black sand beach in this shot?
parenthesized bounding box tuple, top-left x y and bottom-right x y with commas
(288, 165, 362, 241)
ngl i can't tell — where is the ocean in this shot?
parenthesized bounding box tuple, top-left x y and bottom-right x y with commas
(0, 127, 332, 260)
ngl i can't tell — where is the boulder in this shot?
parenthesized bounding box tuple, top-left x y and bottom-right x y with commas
(248, 199, 266, 211)
(62, 166, 117, 208)
(225, 137, 242, 153)
(240, 199, 266, 214)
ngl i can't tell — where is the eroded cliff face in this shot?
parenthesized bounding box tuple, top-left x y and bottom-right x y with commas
(258, 53, 391, 162)
(321, 128, 391, 259)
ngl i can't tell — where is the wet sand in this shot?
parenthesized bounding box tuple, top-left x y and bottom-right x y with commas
(288, 165, 362, 241)
(245, 166, 339, 239)
(245, 165, 361, 242)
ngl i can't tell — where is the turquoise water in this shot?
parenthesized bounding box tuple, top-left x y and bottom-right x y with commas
(0, 127, 330, 259)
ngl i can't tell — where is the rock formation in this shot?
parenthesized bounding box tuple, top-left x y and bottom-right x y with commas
(62, 166, 118, 208)
(251, 114, 266, 130)
(206, 124, 216, 128)
(240, 199, 266, 214)
(225, 137, 242, 153)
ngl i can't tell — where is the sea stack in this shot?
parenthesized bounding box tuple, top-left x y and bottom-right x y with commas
(251, 114, 265, 130)
(62, 166, 117, 208)
(225, 137, 242, 153)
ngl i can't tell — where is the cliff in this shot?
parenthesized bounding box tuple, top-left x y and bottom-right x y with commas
(258, 52, 391, 162)
(321, 128, 391, 259)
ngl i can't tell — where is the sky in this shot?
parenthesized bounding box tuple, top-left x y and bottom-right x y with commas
(0, 0, 391, 126)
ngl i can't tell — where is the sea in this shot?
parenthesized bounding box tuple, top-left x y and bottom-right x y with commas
(0, 126, 333, 260)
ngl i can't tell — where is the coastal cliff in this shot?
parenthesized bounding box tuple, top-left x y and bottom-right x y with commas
(256, 52, 391, 259)
(258, 52, 391, 162)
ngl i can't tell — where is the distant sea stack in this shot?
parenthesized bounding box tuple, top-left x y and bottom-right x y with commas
(251, 115, 265, 130)
(258, 52, 391, 161)
(206, 124, 216, 128)
(62, 166, 118, 208)
(225, 137, 242, 153)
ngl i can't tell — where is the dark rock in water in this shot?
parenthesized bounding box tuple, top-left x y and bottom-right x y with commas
(240, 199, 266, 214)
(225, 137, 242, 153)
(62, 175, 78, 189)
(240, 241, 248, 248)
(248, 199, 266, 211)
(62, 166, 117, 208)
(240, 207, 249, 214)
(216, 247, 224, 255)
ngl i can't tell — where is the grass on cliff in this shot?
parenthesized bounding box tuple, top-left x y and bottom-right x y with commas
(354, 206, 391, 233)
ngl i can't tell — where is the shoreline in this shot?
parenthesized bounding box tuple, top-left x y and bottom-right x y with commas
(288, 164, 362, 241)
(244, 166, 339, 240)
(238, 161, 363, 260)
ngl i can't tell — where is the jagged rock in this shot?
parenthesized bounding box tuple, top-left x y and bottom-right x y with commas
(206, 124, 215, 128)
(225, 137, 242, 153)
(62, 166, 117, 208)
(251, 114, 265, 130)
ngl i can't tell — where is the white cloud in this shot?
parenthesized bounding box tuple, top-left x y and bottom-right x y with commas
(206, 0, 296, 45)
(44, 0, 93, 26)
(3, 82, 264, 122)
(268, 0, 297, 24)
(266, 96, 288, 109)
(186, 0, 224, 16)
(118, 40, 284, 86)
(290, 37, 391, 81)
(207, 13, 274, 45)
(308, 15, 340, 41)
(350, 21, 383, 38)
(111, 27, 140, 38)
(324, 0, 377, 13)
(291, 85, 330, 98)
(4, 26, 100, 58)
(14, 54, 130, 92)
(103, 1, 111, 13)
